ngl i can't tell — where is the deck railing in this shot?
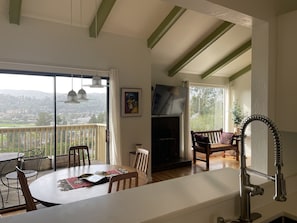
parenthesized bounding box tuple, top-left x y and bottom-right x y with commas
(0, 124, 107, 163)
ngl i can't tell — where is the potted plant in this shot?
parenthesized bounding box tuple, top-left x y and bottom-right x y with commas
(232, 100, 244, 134)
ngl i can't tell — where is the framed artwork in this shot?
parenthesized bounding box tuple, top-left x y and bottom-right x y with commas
(121, 88, 142, 117)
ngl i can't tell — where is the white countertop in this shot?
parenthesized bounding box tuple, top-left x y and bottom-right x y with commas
(1, 168, 295, 223)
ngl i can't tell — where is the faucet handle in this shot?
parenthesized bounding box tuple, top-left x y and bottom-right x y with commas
(217, 217, 240, 223)
(249, 184, 264, 196)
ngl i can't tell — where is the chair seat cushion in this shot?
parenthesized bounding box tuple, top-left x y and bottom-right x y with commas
(6, 170, 38, 180)
(211, 143, 235, 151)
(194, 134, 210, 147)
(219, 132, 234, 144)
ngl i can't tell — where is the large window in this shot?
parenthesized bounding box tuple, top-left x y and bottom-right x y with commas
(0, 73, 107, 125)
(0, 72, 109, 209)
(189, 85, 224, 131)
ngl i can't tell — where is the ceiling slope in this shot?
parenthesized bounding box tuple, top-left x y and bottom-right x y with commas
(1, 0, 251, 81)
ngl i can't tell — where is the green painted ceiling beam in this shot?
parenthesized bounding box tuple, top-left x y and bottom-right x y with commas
(201, 39, 252, 79)
(9, 0, 22, 25)
(168, 21, 235, 77)
(89, 0, 116, 38)
(229, 64, 251, 82)
(147, 6, 186, 49)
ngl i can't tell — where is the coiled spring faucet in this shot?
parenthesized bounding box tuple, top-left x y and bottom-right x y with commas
(218, 114, 287, 223)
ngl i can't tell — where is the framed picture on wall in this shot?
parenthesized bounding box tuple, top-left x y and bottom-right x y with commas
(121, 88, 142, 117)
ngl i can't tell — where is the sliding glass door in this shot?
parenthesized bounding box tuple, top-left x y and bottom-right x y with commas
(0, 71, 109, 210)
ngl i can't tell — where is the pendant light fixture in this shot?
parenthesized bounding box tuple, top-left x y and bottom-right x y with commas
(65, 75, 80, 104)
(77, 76, 88, 101)
(84, 76, 108, 88)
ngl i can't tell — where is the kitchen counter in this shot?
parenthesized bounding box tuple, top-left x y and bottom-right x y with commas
(1, 168, 296, 223)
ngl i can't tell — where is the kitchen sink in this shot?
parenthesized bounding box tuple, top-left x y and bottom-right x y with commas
(268, 216, 297, 223)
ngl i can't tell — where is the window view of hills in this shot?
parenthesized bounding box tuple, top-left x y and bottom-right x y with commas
(0, 89, 107, 127)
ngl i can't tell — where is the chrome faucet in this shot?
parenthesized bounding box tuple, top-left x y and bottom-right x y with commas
(218, 114, 287, 223)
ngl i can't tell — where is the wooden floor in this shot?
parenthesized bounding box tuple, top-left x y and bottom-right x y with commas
(1, 152, 243, 218)
(151, 152, 241, 183)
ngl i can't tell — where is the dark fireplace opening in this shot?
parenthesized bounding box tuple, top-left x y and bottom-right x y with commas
(152, 116, 191, 172)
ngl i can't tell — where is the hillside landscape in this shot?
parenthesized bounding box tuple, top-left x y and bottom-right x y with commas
(0, 89, 107, 126)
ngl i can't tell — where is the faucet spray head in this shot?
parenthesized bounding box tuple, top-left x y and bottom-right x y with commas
(273, 171, 287, 201)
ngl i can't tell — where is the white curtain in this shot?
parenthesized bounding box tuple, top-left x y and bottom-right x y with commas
(109, 68, 122, 165)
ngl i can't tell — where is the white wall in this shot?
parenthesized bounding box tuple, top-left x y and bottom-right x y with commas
(275, 10, 297, 177)
(276, 10, 297, 132)
(229, 71, 251, 156)
(229, 71, 251, 127)
(0, 14, 151, 167)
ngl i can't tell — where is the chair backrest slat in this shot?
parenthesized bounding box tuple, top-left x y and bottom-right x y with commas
(68, 145, 91, 167)
(108, 172, 138, 193)
(133, 148, 149, 175)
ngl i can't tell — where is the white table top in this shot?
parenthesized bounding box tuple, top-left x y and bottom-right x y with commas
(29, 164, 147, 206)
(0, 152, 22, 162)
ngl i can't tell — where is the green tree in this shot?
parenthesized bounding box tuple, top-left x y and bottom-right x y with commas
(89, 114, 98, 123)
(36, 112, 52, 126)
(232, 100, 244, 126)
(89, 112, 106, 124)
(190, 86, 224, 131)
(97, 112, 106, 123)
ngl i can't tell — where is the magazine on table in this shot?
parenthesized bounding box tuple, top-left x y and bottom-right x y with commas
(95, 168, 127, 177)
(78, 168, 127, 184)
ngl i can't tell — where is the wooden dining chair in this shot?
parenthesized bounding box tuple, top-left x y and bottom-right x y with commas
(108, 172, 138, 193)
(133, 148, 149, 175)
(16, 166, 37, 212)
(68, 145, 91, 167)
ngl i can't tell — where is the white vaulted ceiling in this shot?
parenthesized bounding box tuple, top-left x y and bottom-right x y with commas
(0, 0, 252, 81)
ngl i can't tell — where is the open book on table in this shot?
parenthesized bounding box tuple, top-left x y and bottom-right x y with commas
(78, 173, 109, 184)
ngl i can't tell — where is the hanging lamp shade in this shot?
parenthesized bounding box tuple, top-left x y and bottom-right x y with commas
(77, 88, 88, 101)
(64, 76, 80, 104)
(77, 76, 88, 101)
(65, 89, 80, 103)
(84, 77, 108, 88)
(90, 77, 104, 88)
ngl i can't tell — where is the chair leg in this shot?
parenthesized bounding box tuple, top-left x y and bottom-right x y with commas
(206, 151, 210, 171)
(5, 179, 21, 204)
(16, 180, 20, 205)
(5, 179, 10, 202)
(0, 189, 4, 208)
(236, 148, 239, 161)
(193, 150, 196, 164)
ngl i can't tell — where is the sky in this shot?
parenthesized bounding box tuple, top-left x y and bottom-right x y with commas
(0, 73, 106, 94)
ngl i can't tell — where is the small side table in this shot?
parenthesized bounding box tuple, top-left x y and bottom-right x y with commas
(129, 151, 136, 167)
(232, 134, 241, 161)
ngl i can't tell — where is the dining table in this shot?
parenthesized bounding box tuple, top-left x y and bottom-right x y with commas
(29, 164, 148, 207)
(0, 152, 24, 179)
(0, 152, 23, 163)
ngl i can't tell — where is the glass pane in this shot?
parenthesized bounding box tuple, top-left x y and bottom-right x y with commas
(55, 76, 107, 159)
(0, 73, 54, 209)
(190, 85, 224, 131)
